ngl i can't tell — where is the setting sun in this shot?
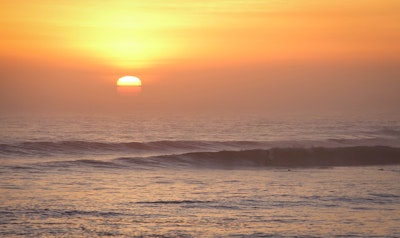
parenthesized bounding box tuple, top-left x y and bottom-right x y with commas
(116, 76, 142, 96)
(117, 76, 142, 87)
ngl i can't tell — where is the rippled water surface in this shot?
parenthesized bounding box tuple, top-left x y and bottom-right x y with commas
(1, 114, 400, 237)
(1, 166, 400, 237)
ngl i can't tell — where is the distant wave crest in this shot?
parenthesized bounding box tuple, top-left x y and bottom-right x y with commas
(116, 146, 400, 168)
(2, 140, 400, 168)
(1, 139, 399, 157)
(0, 140, 263, 157)
(10, 146, 400, 170)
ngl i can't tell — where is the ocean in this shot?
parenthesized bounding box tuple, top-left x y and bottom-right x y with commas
(1, 113, 400, 237)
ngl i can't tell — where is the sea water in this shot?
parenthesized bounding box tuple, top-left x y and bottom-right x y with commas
(1, 113, 400, 237)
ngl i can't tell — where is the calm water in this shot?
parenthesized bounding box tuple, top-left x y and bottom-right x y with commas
(1, 113, 400, 237)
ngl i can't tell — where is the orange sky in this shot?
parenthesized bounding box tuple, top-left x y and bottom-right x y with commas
(1, 0, 399, 114)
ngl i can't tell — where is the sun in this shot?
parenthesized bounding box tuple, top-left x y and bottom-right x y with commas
(117, 76, 142, 87)
(116, 76, 142, 96)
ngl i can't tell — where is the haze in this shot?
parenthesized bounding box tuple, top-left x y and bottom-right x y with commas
(1, 0, 399, 115)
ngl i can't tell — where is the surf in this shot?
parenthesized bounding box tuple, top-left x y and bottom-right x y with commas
(116, 146, 400, 169)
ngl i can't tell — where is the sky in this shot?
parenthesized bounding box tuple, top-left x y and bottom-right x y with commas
(1, 0, 399, 115)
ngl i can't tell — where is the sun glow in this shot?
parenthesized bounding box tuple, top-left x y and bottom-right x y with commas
(2, 0, 399, 70)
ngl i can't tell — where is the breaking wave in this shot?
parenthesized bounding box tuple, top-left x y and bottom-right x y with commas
(2, 140, 400, 169)
(25, 146, 399, 169)
(117, 146, 400, 168)
(0, 140, 265, 157)
(1, 138, 399, 157)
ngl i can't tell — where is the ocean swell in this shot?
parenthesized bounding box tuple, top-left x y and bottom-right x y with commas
(1, 138, 399, 158)
(118, 146, 400, 168)
(8, 146, 400, 170)
(0, 140, 263, 157)
(2, 140, 400, 168)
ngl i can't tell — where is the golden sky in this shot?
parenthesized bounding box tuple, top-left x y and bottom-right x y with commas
(1, 0, 399, 114)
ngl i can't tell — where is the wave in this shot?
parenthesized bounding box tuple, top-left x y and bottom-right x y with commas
(11, 146, 400, 170)
(0, 140, 265, 157)
(1, 138, 399, 158)
(117, 146, 400, 168)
